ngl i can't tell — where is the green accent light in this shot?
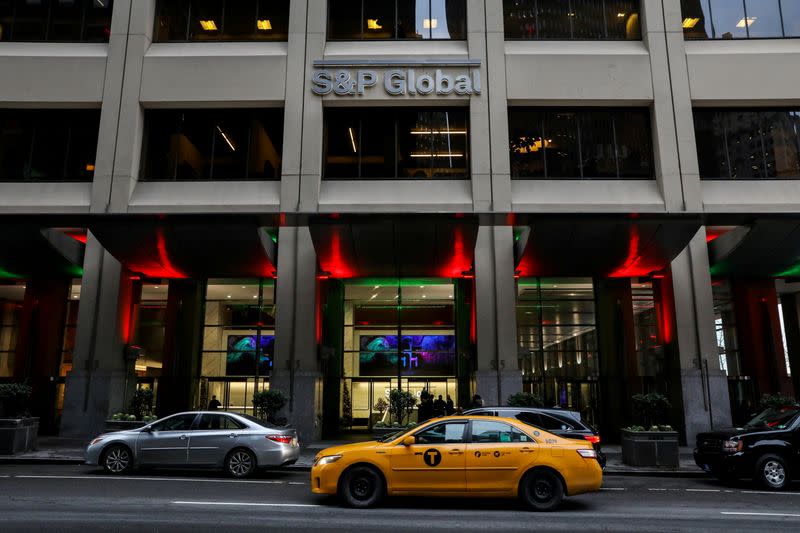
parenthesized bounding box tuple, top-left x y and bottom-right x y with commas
(776, 262, 800, 278)
(0, 267, 21, 279)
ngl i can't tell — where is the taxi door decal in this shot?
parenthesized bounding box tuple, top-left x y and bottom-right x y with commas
(423, 448, 442, 467)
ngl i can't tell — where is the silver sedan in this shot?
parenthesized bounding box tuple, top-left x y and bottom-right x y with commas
(85, 411, 300, 478)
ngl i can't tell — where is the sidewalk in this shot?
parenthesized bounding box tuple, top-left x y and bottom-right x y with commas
(0, 437, 704, 477)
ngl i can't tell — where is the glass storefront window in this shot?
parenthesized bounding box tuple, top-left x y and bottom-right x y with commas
(713, 280, 741, 376)
(0, 110, 100, 183)
(133, 283, 169, 380)
(199, 279, 274, 413)
(141, 109, 284, 182)
(154, 0, 289, 42)
(631, 279, 666, 378)
(328, 0, 467, 40)
(0, 282, 25, 377)
(55, 279, 81, 418)
(682, 0, 800, 39)
(509, 108, 654, 180)
(324, 108, 470, 180)
(503, 0, 641, 40)
(0, 0, 113, 42)
(694, 109, 800, 180)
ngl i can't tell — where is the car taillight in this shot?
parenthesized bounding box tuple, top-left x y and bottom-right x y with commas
(584, 435, 601, 445)
(266, 435, 293, 444)
(577, 449, 597, 459)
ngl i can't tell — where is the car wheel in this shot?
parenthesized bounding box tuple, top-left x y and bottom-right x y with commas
(520, 469, 564, 512)
(225, 448, 257, 478)
(102, 444, 132, 475)
(756, 454, 788, 491)
(339, 466, 384, 508)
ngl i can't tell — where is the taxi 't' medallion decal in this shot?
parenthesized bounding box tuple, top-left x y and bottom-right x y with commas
(423, 449, 442, 467)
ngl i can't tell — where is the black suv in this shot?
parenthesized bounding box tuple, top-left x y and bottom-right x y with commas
(464, 406, 605, 468)
(694, 405, 800, 490)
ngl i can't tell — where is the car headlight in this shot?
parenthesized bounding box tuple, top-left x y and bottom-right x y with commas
(315, 454, 342, 466)
(89, 437, 104, 446)
(722, 440, 743, 453)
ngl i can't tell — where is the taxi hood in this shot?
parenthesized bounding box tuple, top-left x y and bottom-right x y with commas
(316, 440, 381, 458)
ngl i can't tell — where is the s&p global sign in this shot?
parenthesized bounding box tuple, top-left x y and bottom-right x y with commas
(310, 59, 482, 97)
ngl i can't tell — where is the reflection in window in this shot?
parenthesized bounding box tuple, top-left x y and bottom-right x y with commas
(142, 109, 284, 182)
(694, 109, 800, 179)
(503, 0, 641, 40)
(325, 108, 469, 180)
(0, 110, 100, 183)
(682, 0, 799, 39)
(0, 0, 112, 42)
(0, 282, 25, 378)
(509, 108, 653, 179)
(154, 0, 289, 42)
(328, 0, 466, 40)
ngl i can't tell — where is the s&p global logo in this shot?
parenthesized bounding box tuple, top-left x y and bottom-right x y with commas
(310, 61, 482, 97)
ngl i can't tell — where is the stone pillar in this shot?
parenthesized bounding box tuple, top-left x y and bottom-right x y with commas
(271, 226, 321, 443)
(60, 235, 135, 438)
(319, 279, 344, 439)
(670, 229, 732, 445)
(778, 292, 800, 397)
(156, 280, 205, 417)
(474, 226, 520, 406)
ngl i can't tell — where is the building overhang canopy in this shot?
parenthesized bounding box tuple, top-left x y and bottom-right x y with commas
(88, 215, 278, 279)
(707, 219, 800, 278)
(514, 215, 702, 278)
(0, 224, 85, 279)
(308, 215, 479, 278)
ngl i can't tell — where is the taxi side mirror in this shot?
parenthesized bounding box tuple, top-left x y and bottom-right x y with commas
(402, 436, 416, 447)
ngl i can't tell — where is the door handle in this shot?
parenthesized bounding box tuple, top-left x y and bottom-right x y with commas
(448, 449, 463, 455)
(520, 447, 534, 453)
(228, 433, 236, 439)
(179, 434, 187, 440)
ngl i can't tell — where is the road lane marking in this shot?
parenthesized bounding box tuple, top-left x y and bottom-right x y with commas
(173, 501, 320, 508)
(600, 487, 625, 491)
(721, 512, 800, 518)
(648, 488, 668, 491)
(686, 489, 720, 492)
(740, 490, 800, 496)
(14, 475, 292, 485)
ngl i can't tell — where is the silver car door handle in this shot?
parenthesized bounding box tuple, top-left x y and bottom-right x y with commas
(228, 434, 236, 439)
(179, 434, 187, 440)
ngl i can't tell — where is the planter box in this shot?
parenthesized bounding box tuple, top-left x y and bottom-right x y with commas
(104, 420, 147, 432)
(621, 429, 679, 467)
(0, 417, 39, 455)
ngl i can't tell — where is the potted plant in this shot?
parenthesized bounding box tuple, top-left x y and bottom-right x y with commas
(507, 392, 543, 407)
(372, 397, 388, 426)
(0, 383, 38, 455)
(252, 389, 287, 425)
(104, 388, 156, 431)
(621, 392, 679, 467)
(373, 389, 417, 439)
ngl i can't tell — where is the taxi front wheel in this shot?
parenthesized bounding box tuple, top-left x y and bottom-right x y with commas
(519, 470, 564, 512)
(339, 465, 384, 508)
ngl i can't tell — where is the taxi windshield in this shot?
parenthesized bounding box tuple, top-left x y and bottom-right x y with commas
(744, 406, 800, 430)
(379, 429, 408, 443)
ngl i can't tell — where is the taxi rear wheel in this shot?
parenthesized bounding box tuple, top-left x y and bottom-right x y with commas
(520, 469, 564, 512)
(339, 465, 384, 508)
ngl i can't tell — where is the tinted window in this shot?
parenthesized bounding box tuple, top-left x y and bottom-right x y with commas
(538, 414, 573, 431)
(503, 0, 641, 40)
(195, 414, 245, 430)
(329, 0, 466, 40)
(154, 0, 289, 42)
(0, 109, 100, 183)
(683, 0, 796, 39)
(324, 108, 470, 180)
(415, 422, 466, 444)
(471, 420, 532, 443)
(509, 108, 653, 179)
(0, 0, 112, 42)
(142, 109, 284, 182)
(694, 109, 800, 180)
(151, 414, 197, 431)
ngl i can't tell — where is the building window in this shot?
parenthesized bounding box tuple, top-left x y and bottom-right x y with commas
(324, 108, 469, 180)
(141, 109, 284, 182)
(503, 0, 641, 40)
(509, 108, 654, 179)
(328, 0, 467, 40)
(0, 109, 100, 183)
(0, 0, 112, 42)
(694, 109, 800, 179)
(154, 0, 289, 42)
(0, 282, 24, 378)
(681, 0, 800, 39)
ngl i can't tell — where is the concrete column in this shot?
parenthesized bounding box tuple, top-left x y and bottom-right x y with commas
(778, 293, 800, 397)
(60, 235, 136, 438)
(670, 229, 732, 444)
(271, 226, 321, 442)
(474, 225, 520, 405)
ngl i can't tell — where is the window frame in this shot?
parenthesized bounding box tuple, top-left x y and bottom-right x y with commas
(681, 0, 800, 40)
(468, 419, 536, 444)
(326, 0, 468, 41)
(411, 420, 468, 444)
(502, 0, 643, 41)
(0, 0, 114, 43)
(149, 413, 200, 432)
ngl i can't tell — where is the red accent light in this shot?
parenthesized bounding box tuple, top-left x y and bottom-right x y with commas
(608, 226, 662, 278)
(439, 227, 473, 278)
(63, 230, 88, 244)
(584, 435, 601, 444)
(265, 435, 293, 445)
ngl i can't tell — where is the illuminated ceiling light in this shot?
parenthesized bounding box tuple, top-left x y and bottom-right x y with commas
(410, 152, 464, 158)
(241, 286, 246, 289)
(348, 127, 357, 154)
(85, 164, 96, 172)
(449, 295, 453, 298)
(216, 126, 236, 152)
(227, 294, 232, 298)
(410, 129, 468, 135)
(617, 12, 626, 18)
(252, 295, 258, 299)
(154, 286, 160, 289)
(420, 286, 425, 288)
(374, 285, 380, 289)
(682, 17, 700, 29)
(199, 20, 218, 31)
(367, 19, 382, 30)
(257, 19, 272, 31)
(422, 295, 427, 298)
(423, 18, 438, 29)
(370, 294, 378, 300)
(736, 17, 756, 28)
(567, 12, 575, 17)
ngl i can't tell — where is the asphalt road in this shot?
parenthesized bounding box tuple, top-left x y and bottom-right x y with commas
(1, 464, 799, 532)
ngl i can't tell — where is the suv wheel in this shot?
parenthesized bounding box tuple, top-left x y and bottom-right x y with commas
(339, 466, 384, 508)
(756, 454, 788, 491)
(520, 469, 564, 511)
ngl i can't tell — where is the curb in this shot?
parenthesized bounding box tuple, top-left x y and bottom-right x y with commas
(0, 458, 85, 466)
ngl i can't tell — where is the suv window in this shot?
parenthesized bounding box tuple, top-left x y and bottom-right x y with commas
(471, 420, 533, 443)
(195, 414, 245, 431)
(150, 414, 197, 432)
(415, 422, 466, 444)
(538, 414, 573, 431)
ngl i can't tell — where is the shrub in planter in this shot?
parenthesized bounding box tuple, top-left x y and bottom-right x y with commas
(0, 383, 32, 418)
(622, 393, 678, 468)
(0, 383, 37, 455)
(759, 393, 799, 410)
(129, 388, 154, 420)
(507, 392, 543, 408)
(388, 389, 416, 426)
(252, 390, 287, 425)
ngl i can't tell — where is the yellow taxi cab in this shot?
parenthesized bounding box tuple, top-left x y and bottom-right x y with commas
(311, 415, 602, 511)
